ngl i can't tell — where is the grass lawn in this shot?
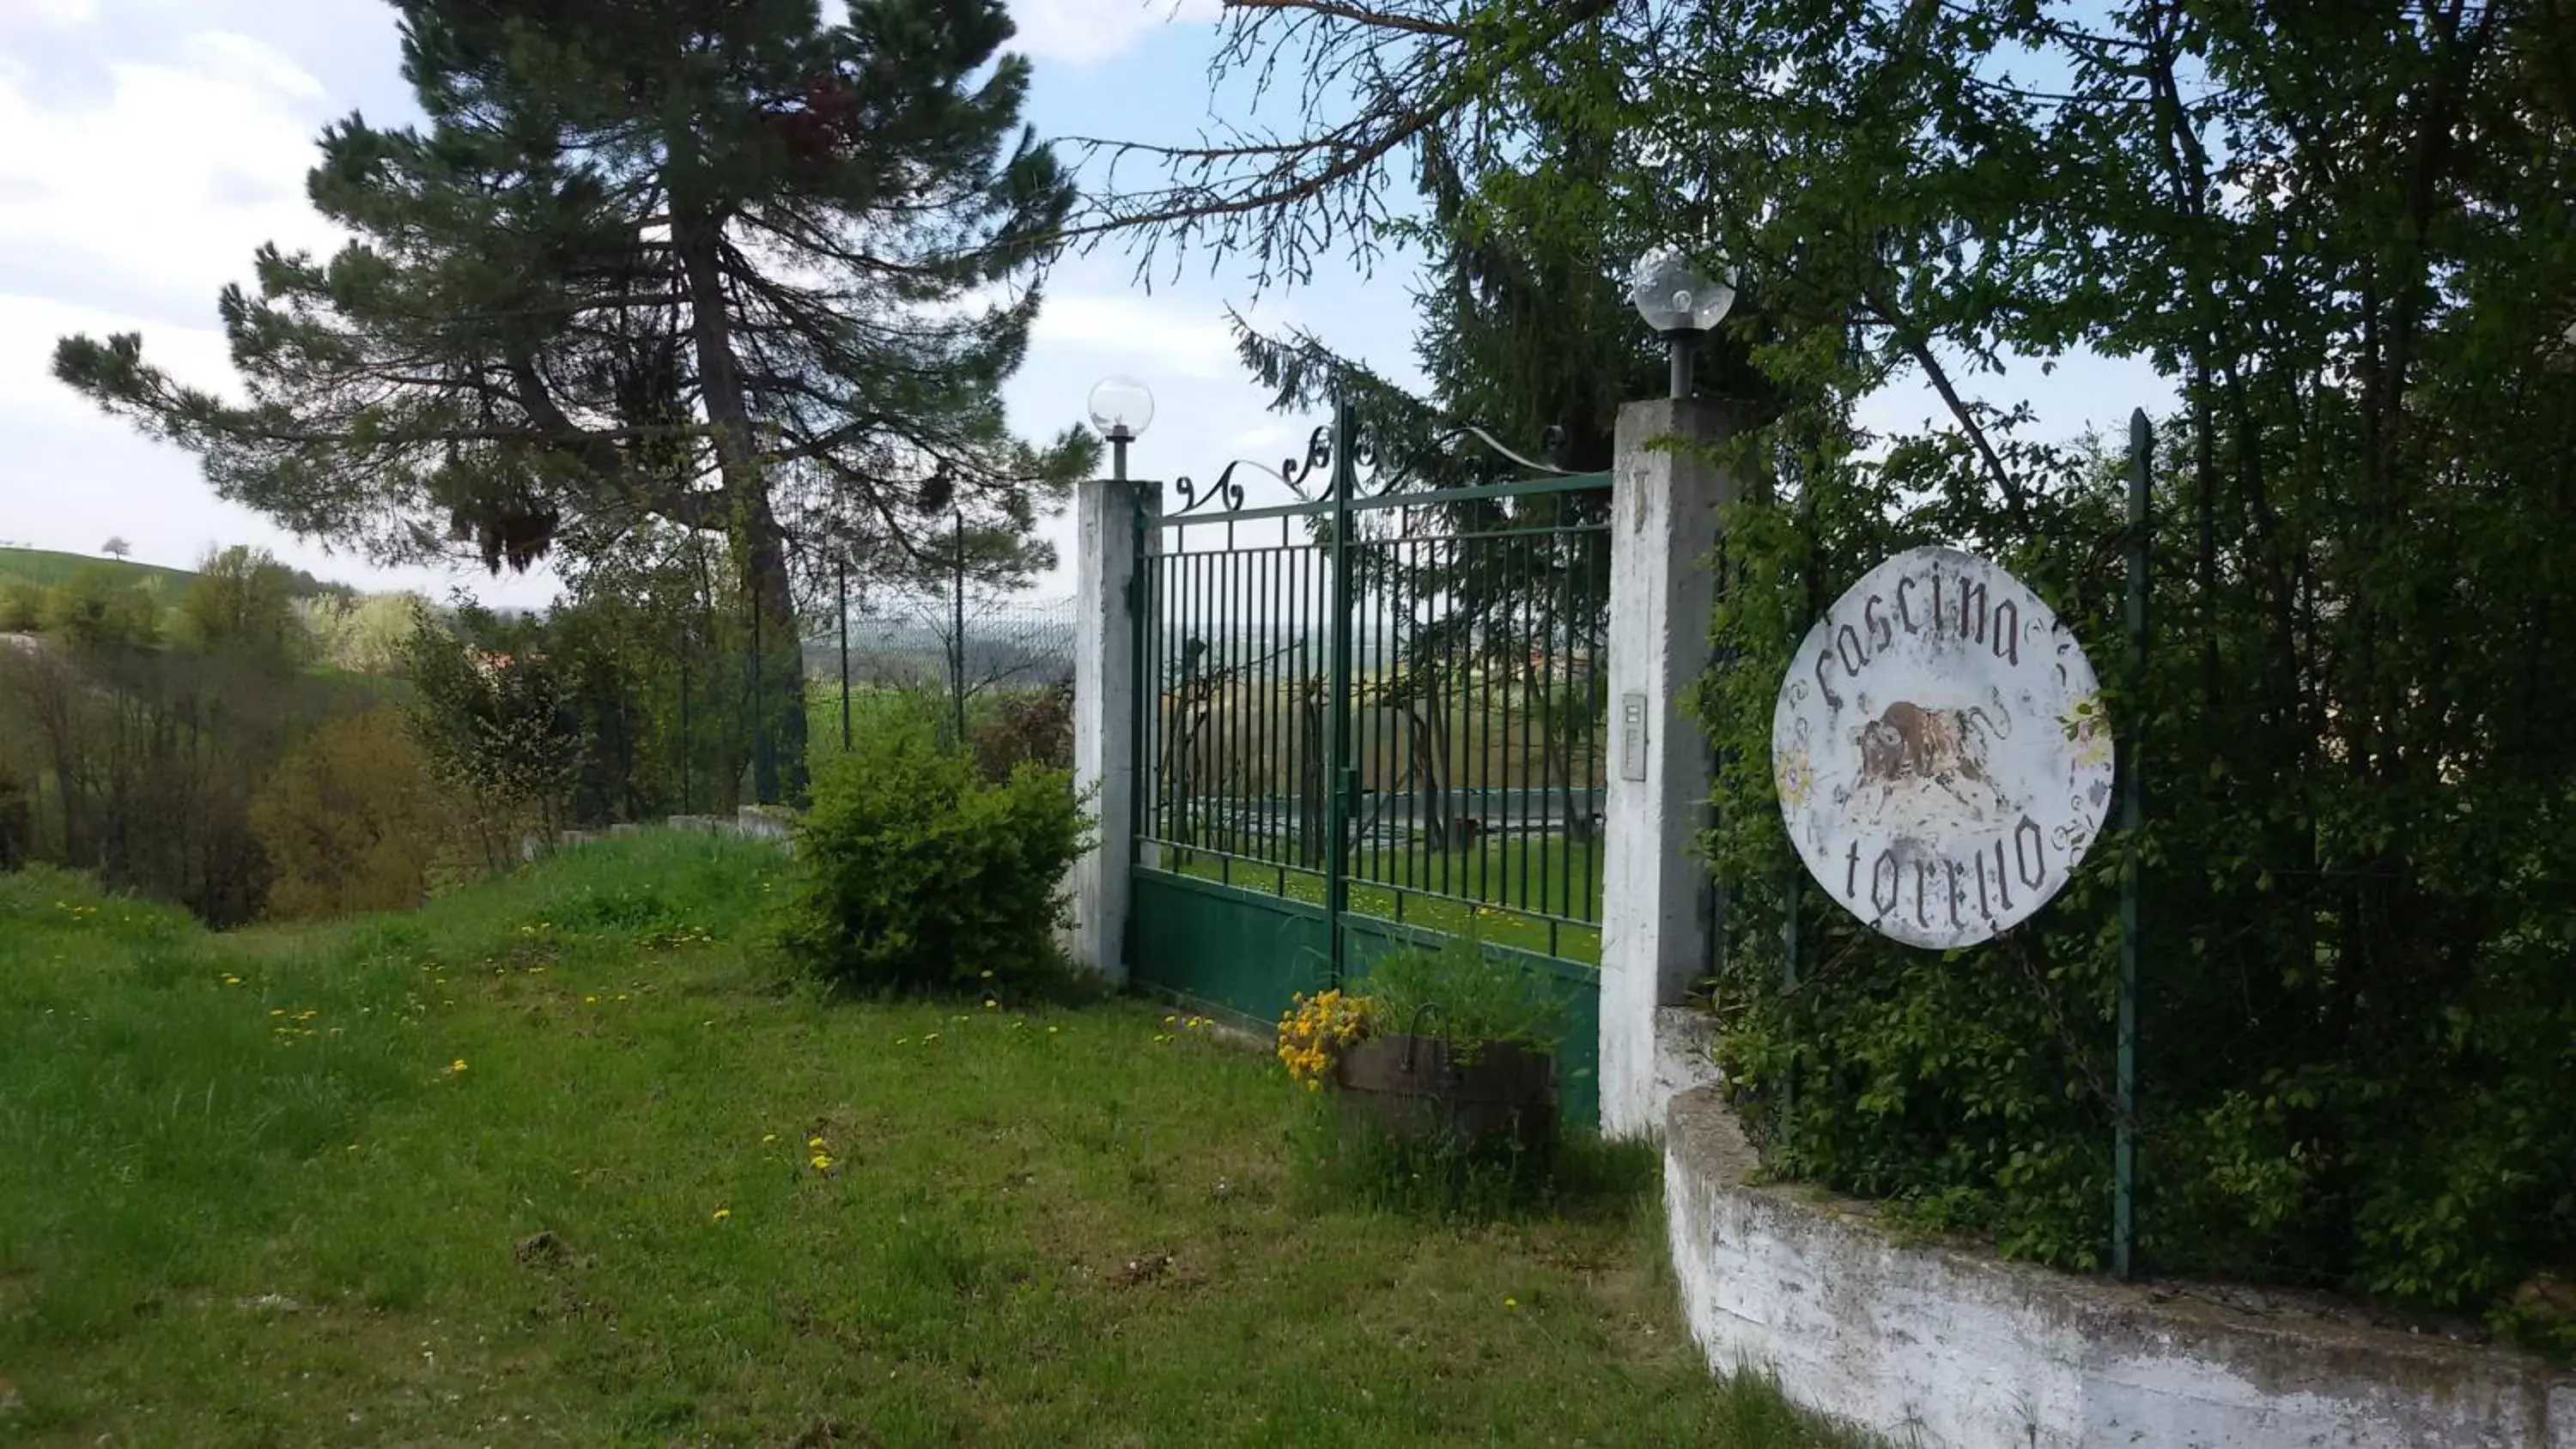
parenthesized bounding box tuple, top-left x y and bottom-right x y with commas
(0, 834, 1859, 1447)
(0, 546, 198, 596)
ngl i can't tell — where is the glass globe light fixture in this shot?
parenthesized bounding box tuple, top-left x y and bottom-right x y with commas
(1629, 250, 1738, 398)
(1627, 249, 1738, 334)
(1086, 376, 1154, 443)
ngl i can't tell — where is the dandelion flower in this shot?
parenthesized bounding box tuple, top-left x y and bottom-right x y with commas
(1504, 1297, 1518, 1310)
(762, 1133, 778, 1143)
(712, 1207, 732, 1221)
(811, 1153, 834, 1171)
(448, 1058, 469, 1074)
(807, 1135, 826, 1149)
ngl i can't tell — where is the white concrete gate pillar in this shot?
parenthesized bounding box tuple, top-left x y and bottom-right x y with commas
(1066, 472, 1139, 985)
(1599, 397, 1732, 1137)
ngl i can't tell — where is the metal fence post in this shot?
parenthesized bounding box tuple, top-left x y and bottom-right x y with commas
(2115, 407, 2152, 1280)
(837, 559, 852, 753)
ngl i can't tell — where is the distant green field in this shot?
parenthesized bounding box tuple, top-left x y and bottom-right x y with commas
(0, 547, 197, 596)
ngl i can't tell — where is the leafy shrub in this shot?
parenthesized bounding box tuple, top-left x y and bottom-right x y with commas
(1701, 427, 2576, 1349)
(1356, 931, 1566, 1060)
(39, 567, 160, 650)
(179, 545, 304, 670)
(776, 726, 1090, 995)
(0, 579, 41, 632)
(971, 681, 1072, 782)
(250, 708, 447, 919)
(399, 602, 581, 871)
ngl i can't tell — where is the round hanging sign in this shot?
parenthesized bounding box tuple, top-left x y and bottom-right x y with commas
(1771, 546, 2112, 949)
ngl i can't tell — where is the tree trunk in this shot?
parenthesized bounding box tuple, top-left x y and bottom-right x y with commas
(675, 208, 808, 804)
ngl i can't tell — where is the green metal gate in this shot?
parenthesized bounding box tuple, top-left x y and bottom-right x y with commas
(1126, 402, 1613, 1126)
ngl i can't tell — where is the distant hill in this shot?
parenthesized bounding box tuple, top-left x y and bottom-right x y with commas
(0, 546, 349, 599)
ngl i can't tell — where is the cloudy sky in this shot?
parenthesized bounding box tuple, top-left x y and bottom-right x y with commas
(0, 0, 2160, 609)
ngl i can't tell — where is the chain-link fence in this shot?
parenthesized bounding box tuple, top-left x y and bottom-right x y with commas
(805, 590, 1075, 763)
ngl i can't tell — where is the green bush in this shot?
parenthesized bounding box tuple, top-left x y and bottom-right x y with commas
(971, 682, 1073, 782)
(0, 579, 41, 632)
(776, 727, 1090, 995)
(39, 567, 160, 649)
(1699, 427, 2576, 1350)
(250, 707, 448, 919)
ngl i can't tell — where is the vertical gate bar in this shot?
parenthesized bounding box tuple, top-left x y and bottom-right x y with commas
(1220, 520, 1237, 875)
(1408, 528, 1425, 900)
(1450, 523, 1467, 904)
(1179, 535, 1194, 862)
(1288, 529, 1303, 875)
(1279, 540, 1291, 873)
(1360, 532, 1376, 895)
(1274, 539, 1290, 881)
(2116, 407, 2151, 1281)
(1323, 397, 1358, 986)
(1373, 534, 1391, 896)
(1236, 537, 1251, 864)
(1172, 536, 1185, 853)
(1191, 536, 1204, 860)
(1514, 511, 1533, 915)
(1536, 500, 1555, 922)
(1130, 482, 1151, 879)
(1555, 493, 1577, 924)
(1206, 537, 1218, 858)
(1146, 530, 1163, 852)
(1256, 542, 1273, 871)
(1474, 516, 1492, 907)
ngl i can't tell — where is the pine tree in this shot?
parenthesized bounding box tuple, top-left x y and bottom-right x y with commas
(55, 0, 1093, 802)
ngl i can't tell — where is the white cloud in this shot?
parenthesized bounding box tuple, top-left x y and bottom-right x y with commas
(1029, 293, 1261, 379)
(1006, 0, 1219, 66)
(2, 0, 100, 30)
(185, 30, 327, 101)
(0, 30, 347, 327)
(0, 14, 561, 605)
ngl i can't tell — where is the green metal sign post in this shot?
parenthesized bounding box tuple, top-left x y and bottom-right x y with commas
(2115, 408, 2152, 1280)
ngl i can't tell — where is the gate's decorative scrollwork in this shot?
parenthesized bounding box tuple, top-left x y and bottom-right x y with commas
(1161, 412, 1571, 517)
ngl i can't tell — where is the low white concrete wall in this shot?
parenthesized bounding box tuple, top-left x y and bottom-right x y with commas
(1664, 1084, 2576, 1449)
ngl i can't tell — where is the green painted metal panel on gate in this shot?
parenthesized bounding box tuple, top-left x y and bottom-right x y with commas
(1131, 870, 1601, 1128)
(1130, 870, 1331, 1026)
(1125, 399, 1613, 1129)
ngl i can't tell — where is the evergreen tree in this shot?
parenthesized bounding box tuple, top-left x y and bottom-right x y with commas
(56, 0, 1093, 802)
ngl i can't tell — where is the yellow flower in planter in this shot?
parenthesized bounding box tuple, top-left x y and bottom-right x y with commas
(1276, 990, 1376, 1088)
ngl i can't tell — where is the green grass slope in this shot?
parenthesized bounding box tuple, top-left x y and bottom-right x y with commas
(0, 546, 199, 596)
(0, 835, 1865, 1448)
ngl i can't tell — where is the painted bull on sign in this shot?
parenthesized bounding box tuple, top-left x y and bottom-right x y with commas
(1852, 698, 2014, 826)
